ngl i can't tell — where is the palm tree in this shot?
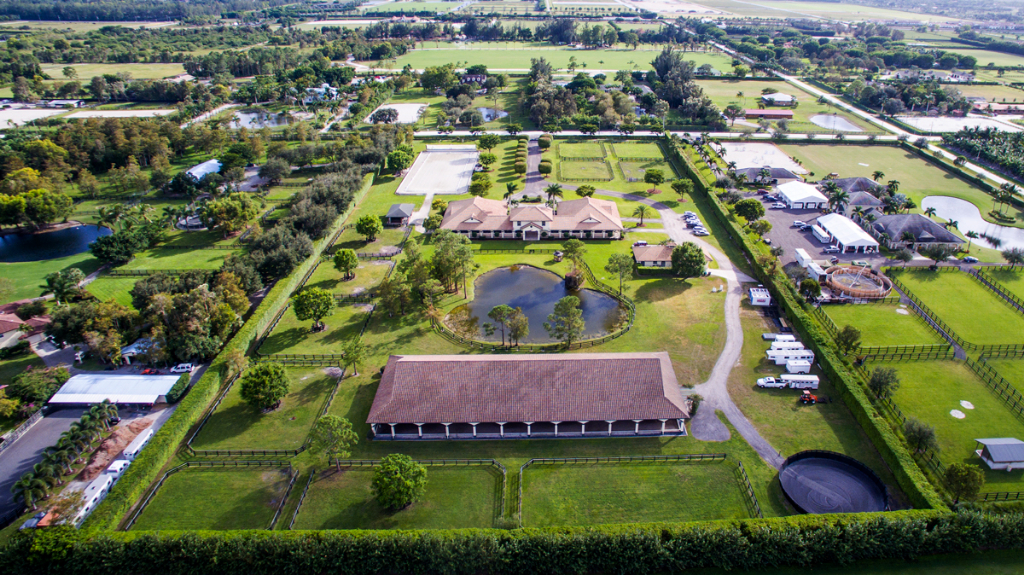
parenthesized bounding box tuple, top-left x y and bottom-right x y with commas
(734, 173, 748, 187)
(632, 205, 654, 226)
(45, 445, 75, 476)
(852, 206, 865, 221)
(758, 167, 771, 184)
(923, 207, 937, 219)
(946, 219, 959, 231)
(965, 230, 979, 251)
(886, 180, 900, 195)
(504, 182, 519, 200)
(900, 230, 916, 248)
(32, 462, 61, 489)
(727, 161, 737, 173)
(11, 473, 49, 510)
(829, 189, 851, 213)
(544, 183, 563, 203)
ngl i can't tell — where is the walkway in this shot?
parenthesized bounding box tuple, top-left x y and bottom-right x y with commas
(559, 183, 784, 468)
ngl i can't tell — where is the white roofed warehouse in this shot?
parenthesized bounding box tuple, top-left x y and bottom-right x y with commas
(777, 182, 828, 210)
(48, 374, 181, 406)
(816, 213, 880, 254)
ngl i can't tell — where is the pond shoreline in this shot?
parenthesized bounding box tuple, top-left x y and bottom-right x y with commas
(0, 220, 93, 238)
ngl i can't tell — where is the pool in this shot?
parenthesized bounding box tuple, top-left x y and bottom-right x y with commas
(921, 196, 1024, 250)
(0, 225, 112, 262)
(448, 265, 625, 344)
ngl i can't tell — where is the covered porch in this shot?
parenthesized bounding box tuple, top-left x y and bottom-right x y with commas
(371, 419, 687, 440)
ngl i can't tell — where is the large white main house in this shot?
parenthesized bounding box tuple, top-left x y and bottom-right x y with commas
(439, 197, 624, 240)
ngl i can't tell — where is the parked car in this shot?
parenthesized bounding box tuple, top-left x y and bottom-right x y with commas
(852, 260, 871, 269)
(792, 220, 805, 227)
(693, 229, 710, 236)
(962, 256, 979, 263)
(170, 363, 195, 374)
(140, 368, 160, 375)
(108, 416, 121, 426)
(770, 202, 787, 209)
(765, 195, 779, 201)
(829, 256, 839, 264)
(757, 189, 770, 195)
(684, 211, 696, 217)
(763, 238, 773, 245)
(823, 246, 841, 254)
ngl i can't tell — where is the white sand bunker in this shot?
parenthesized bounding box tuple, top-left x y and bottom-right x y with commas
(960, 400, 975, 410)
(66, 109, 176, 118)
(720, 142, 808, 174)
(809, 114, 862, 132)
(896, 115, 1021, 133)
(364, 103, 427, 124)
(895, 308, 910, 315)
(950, 409, 966, 419)
(0, 108, 65, 127)
(396, 145, 479, 196)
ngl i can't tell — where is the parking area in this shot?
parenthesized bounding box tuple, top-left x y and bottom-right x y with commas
(755, 193, 889, 269)
(0, 408, 86, 519)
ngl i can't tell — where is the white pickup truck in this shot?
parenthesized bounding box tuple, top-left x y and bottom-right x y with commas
(756, 377, 787, 388)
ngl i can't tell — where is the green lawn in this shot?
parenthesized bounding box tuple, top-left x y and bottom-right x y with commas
(690, 0, 957, 21)
(84, 276, 137, 308)
(558, 142, 607, 159)
(951, 83, 1024, 103)
(130, 467, 291, 531)
(122, 248, 240, 271)
(189, 366, 340, 451)
(0, 354, 45, 394)
(877, 359, 1024, 493)
(305, 259, 393, 296)
(362, 1, 457, 13)
(258, 303, 370, 356)
(40, 62, 185, 80)
(698, 79, 881, 134)
(611, 142, 665, 159)
(726, 304, 902, 495)
(522, 458, 753, 526)
(779, 144, 1018, 228)
(291, 465, 501, 530)
(823, 302, 946, 348)
(619, 159, 679, 181)
(0, 252, 103, 305)
(559, 160, 614, 181)
(983, 358, 1024, 387)
(984, 268, 1024, 301)
(891, 270, 1024, 346)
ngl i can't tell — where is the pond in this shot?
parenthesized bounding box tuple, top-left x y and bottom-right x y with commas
(230, 111, 295, 129)
(809, 114, 862, 132)
(476, 107, 508, 122)
(0, 225, 112, 262)
(921, 196, 1024, 251)
(448, 265, 625, 344)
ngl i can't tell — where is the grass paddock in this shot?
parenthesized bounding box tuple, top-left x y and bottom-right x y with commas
(823, 302, 945, 347)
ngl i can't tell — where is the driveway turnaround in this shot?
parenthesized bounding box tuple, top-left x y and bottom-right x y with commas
(0, 408, 87, 519)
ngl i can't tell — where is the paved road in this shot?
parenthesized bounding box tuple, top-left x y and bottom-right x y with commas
(0, 408, 87, 517)
(559, 182, 785, 468)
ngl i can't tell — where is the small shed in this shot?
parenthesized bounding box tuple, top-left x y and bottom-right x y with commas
(749, 287, 772, 306)
(975, 438, 1024, 471)
(385, 204, 415, 226)
(632, 242, 675, 267)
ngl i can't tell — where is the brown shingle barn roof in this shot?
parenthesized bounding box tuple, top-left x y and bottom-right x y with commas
(367, 353, 688, 424)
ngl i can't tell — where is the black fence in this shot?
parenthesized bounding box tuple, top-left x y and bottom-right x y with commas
(969, 357, 1024, 423)
(109, 268, 204, 277)
(268, 467, 300, 530)
(982, 492, 1024, 502)
(288, 469, 317, 530)
(968, 268, 1024, 315)
(556, 141, 608, 160)
(858, 344, 952, 356)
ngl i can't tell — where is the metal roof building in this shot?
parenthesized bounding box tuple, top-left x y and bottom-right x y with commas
(186, 159, 222, 180)
(975, 438, 1024, 470)
(49, 374, 180, 405)
(368, 353, 689, 440)
(817, 213, 880, 253)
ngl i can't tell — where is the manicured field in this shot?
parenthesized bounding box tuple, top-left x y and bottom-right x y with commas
(952, 83, 1024, 103)
(984, 268, 1024, 301)
(189, 367, 340, 451)
(291, 466, 500, 530)
(258, 303, 370, 356)
(305, 259, 393, 296)
(363, 1, 458, 13)
(522, 459, 751, 526)
(878, 359, 1024, 492)
(559, 160, 614, 180)
(984, 359, 1024, 387)
(121, 248, 239, 271)
(698, 79, 879, 133)
(558, 142, 606, 159)
(1, 20, 176, 31)
(823, 302, 945, 347)
(726, 304, 901, 493)
(690, 0, 957, 21)
(378, 42, 732, 71)
(891, 270, 1024, 346)
(84, 276, 138, 308)
(944, 48, 1024, 69)
(779, 145, 1002, 225)
(611, 142, 665, 159)
(130, 467, 291, 531)
(619, 159, 678, 181)
(40, 62, 185, 80)
(0, 252, 103, 305)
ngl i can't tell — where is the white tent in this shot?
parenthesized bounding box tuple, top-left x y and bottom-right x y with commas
(186, 159, 222, 180)
(817, 213, 879, 253)
(778, 182, 828, 209)
(49, 374, 180, 405)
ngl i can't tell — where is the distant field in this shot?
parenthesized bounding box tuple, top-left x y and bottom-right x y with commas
(559, 142, 606, 159)
(952, 83, 1024, 102)
(0, 20, 175, 32)
(363, 0, 459, 12)
(949, 48, 1024, 69)
(374, 42, 732, 71)
(41, 63, 185, 80)
(122, 248, 237, 270)
(985, 268, 1024, 301)
(689, 0, 958, 21)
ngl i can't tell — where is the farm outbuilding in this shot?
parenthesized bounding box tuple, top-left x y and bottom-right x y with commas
(48, 374, 180, 406)
(778, 181, 828, 209)
(975, 438, 1024, 471)
(817, 213, 879, 253)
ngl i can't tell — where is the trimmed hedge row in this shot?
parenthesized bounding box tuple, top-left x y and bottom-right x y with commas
(80, 174, 376, 535)
(664, 134, 945, 511)
(6, 510, 1024, 574)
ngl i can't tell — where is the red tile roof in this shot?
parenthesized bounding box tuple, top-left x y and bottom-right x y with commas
(0, 313, 25, 334)
(632, 243, 675, 263)
(367, 353, 688, 424)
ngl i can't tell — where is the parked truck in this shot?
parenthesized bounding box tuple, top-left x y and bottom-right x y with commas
(756, 374, 820, 389)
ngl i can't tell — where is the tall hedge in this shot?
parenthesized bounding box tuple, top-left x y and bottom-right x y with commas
(80, 174, 375, 534)
(5, 511, 1024, 574)
(663, 134, 944, 510)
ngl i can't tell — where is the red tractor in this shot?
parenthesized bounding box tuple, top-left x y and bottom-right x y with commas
(800, 390, 819, 405)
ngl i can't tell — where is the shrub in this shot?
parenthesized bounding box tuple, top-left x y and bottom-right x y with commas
(371, 454, 428, 510)
(538, 161, 552, 175)
(538, 136, 552, 149)
(514, 161, 527, 174)
(164, 374, 190, 404)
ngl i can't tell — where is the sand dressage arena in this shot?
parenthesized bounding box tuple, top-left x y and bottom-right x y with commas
(66, 110, 176, 119)
(895, 115, 1022, 133)
(396, 145, 479, 196)
(364, 103, 427, 124)
(720, 142, 808, 174)
(0, 108, 65, 127)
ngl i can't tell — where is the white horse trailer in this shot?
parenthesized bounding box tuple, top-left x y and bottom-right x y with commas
(766, 348, 815, 365)
(786, 360, 812, 374)
(770, 341, 806, 351)
(781, 374, 819, 389)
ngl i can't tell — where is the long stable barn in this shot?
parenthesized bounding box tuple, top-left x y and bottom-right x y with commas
(367, 353, 690, 440)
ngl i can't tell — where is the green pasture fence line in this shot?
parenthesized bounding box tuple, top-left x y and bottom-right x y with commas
(517, 454, 730, 527)
(973, 268, 1024, 315)
(288, 469, 317, 530)
(981, 348, 1024, 360)
(183, 374, 239, 456)
(885, 270, 971, 350)
(123, 460, 293, 531)
(734, 460, 763, 519)
(108, 269, 207, 277)
(269, 467, 300, 530)
(155, 245, 242, 251)
(982, 492, 1024, 502)
(859, 349, 956, 362)
(968, 357, 1024, 423)
(810, 305, 839, 337)
(858, 344, 952, 355)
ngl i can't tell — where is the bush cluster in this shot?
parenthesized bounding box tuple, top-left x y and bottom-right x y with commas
(538, 160, 553, 175)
